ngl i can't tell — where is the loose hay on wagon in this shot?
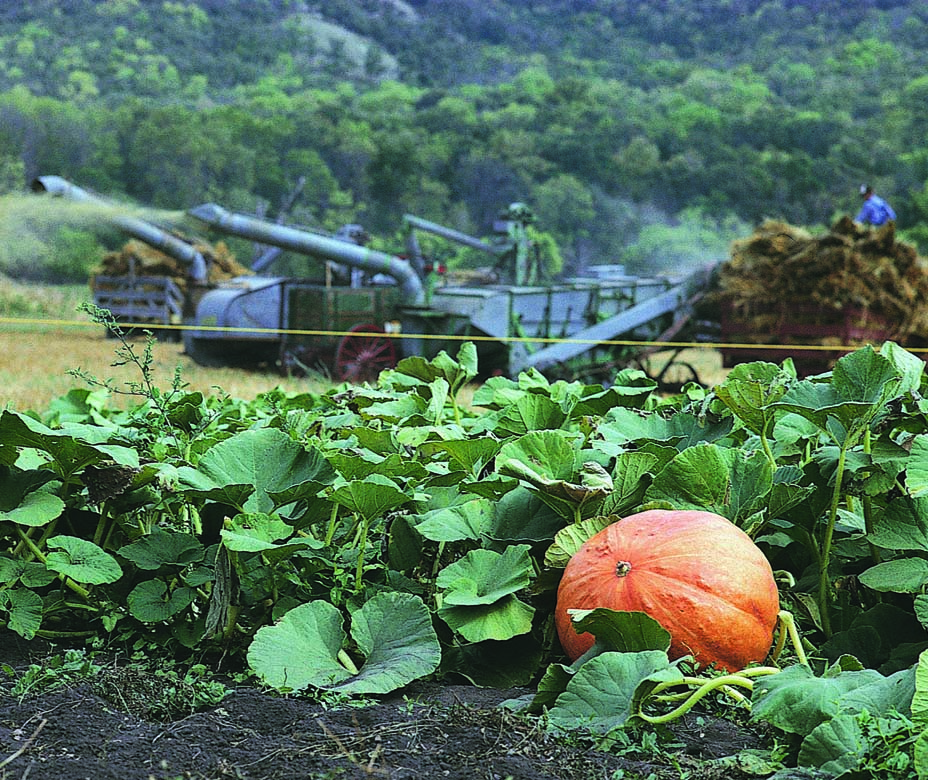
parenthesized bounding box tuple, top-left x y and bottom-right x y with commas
(709, 216, 928, 374)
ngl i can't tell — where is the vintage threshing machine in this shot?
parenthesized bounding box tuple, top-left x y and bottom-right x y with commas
(32, 175, 712, 382)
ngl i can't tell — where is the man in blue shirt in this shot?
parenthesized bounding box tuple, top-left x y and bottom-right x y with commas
(856, 185, 896, 226)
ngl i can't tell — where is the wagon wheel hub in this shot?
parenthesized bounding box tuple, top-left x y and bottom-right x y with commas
(334, 324, 397, 383)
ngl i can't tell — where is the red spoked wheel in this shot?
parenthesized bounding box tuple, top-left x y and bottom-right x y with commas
(334, 324, 397, 383)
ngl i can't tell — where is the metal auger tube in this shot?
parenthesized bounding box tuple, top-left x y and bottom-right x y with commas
(30, 175, 208, 282)
(403, 214, 498, 255)
(188, 203, 425, 306)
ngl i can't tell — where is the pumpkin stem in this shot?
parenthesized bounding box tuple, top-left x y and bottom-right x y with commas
(637, 673, 758, 724)
(639, 666, 782, 724)
(772, 609, 809, 667)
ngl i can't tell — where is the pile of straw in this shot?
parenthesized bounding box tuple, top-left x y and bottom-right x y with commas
(96, 237, 251, 288)
(715, 217, 928, 343)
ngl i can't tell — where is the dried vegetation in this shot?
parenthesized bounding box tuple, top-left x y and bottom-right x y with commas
(95, 237, 252, 288)
(714, 217, 928, 345)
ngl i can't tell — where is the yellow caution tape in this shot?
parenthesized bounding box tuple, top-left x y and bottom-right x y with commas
(2, 316, 924, 355)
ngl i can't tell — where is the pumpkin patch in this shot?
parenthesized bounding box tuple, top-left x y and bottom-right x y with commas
(554, 509, 780, 672)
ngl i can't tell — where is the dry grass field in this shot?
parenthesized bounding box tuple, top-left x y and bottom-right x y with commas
(0, 325, 731, 413)
(0, 325, 330, 412)
(0, 280, 731, 414)
(0, 278, 331, 412)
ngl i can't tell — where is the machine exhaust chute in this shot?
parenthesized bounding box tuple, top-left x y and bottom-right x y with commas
(31, 175, 208, 283)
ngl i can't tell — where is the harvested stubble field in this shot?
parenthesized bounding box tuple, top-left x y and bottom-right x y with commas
(0, 325, 731, 412)
(0, 324, 328, 413)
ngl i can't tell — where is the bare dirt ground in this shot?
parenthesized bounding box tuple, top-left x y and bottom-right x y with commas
(0, 634, 768, 780)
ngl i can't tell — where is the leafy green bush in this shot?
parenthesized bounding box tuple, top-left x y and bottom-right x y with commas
(43, 227, 103, 283)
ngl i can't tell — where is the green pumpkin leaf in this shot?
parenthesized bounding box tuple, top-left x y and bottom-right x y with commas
(171, 481, 256, 513)
(434, 545, 536, 642)
(547, 650, 680, 733)
(0, 488, 65, 527)
(498, 431, 605, 520)
(771, 347, 903, 435)
(906, 438, 928, 497)
(118, 528, 205, 570)
(751, 663, 914, 735)
(363, 394, 426, 423)
(599, 451, 659, 517)
(438, 595, 535, 643)
(868, 496, 928, 551)
(413, 499, 496, 543)
(45, 536, 122, 585)
(436, 545, 533, 606)
(0, 588, 43, 639)
(247, 593, 440, 695)
(879, 341, 924, 394)
(859, 559, 928, 593)
(176, 428, 333, 513)
(0, 410, 117, 478)
(498, 430, 583, 484)
(0, 558, 55, 588)
(643, 443, 775, 528)
(392, 343, 477, 392)
(333, 591, 441, 695)
(912, 649, 928, 726)
(797, 714, 867, 774)
(832, 346, 904, 406)
(914, 729, 928, 779)
(714, 361, 791, 434)
(329, 473, 411, 522)
(127, 580, 196, 622)
(487, 486, 566, 544)
(248, 600, 351, 692)
(915, 596, 928, 634)
(544, 515, 614, 568)
(568, 609, 672, 654)
(220, 513, 295, 553)
(0, 465, 61, 527)
(417, 438, 503, 477)
(598, 409, 731, 450)
(474, 394, 567, 438)
(645, 442, 731, 511)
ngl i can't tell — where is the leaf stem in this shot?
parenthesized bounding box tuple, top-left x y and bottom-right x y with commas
(92, 512, 109, 547)
(35, 630, 96, 639)
(638, 674, 758, 724)
(337, 649, 359, 675)
(760, 417, 776, 468)
(324, 503, 339, 546)
(774, 609, 809, 666)
(15, 526, 48, 563)
(818, 442, 848, 639)
(862, 429, 880, 565)
(354, 516, 370, 592)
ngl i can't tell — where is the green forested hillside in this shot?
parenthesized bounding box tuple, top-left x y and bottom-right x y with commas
(2, 0, 928, 279)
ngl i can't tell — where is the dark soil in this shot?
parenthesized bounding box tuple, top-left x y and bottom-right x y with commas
(0, 633, 771, 780)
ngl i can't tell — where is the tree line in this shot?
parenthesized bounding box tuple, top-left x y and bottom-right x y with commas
(0, 0, 926, 281)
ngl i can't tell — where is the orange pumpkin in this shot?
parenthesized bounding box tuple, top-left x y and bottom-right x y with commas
(554, 509, 780, 671)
